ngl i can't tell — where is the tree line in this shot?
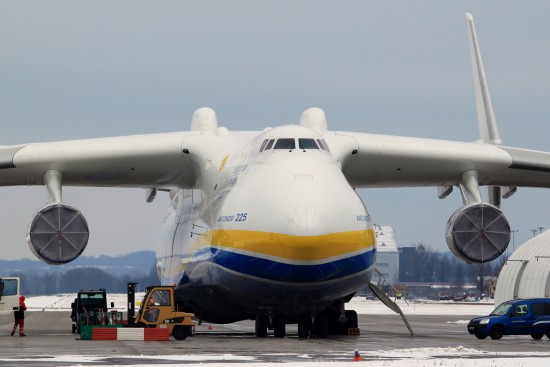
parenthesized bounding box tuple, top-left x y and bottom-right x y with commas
(7, 245, 509, 296)
(399, 243, 508, 294)
(9, 265, 159, 295)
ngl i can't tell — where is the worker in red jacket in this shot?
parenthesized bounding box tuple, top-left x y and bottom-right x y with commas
(11, 295, 27, 336)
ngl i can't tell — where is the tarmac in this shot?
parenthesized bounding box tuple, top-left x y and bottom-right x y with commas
(1, 309, 549, 366)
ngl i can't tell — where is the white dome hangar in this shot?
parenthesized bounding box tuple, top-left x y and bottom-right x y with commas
(495, 230, 550, 305)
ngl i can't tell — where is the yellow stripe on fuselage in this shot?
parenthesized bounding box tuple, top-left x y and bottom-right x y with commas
(195, 229, 376, 261)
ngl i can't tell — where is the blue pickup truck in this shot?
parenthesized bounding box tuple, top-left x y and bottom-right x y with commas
(468, 298, 550, 340)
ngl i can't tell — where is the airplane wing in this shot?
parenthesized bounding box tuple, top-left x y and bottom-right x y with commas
(331, 132, 550, 189)
(0, 132, 202, 189)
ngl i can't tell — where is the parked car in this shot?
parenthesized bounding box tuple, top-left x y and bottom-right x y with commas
(468, 298, 550, 340)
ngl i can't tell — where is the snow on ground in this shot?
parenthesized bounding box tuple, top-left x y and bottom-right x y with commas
(5, 351, 548, 367)
(347, 297, 495, 316)
(25, 293, 145, 311)
(27, 294, 496, 316)
(24, 295, 542, 367)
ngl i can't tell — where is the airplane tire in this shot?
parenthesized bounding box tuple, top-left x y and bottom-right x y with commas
(255, 315, 268, 337)
(531, 333, 544, 340)
(298, 315, 311, 339)
(314, 313, 328, 339)
(273, 315, 285, 338)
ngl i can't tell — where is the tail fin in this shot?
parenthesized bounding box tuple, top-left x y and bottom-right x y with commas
(466, 13, 509, 206)
(465, 12, 502, 145)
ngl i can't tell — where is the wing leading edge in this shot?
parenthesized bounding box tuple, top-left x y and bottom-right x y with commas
(0, 132, 201, 189)
(335, 132, 550, 189)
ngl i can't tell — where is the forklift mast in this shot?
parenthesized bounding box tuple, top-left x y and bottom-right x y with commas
(127, 282, 137, 326)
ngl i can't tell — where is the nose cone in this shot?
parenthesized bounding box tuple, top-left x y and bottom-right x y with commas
(279, 205, 332, 236)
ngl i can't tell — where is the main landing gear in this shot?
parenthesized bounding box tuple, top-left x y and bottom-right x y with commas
(254, 309, 359, 339)
(255, 314, 285, 338)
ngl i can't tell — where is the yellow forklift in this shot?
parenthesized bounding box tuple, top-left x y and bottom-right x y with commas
(128, 283, 196, 340)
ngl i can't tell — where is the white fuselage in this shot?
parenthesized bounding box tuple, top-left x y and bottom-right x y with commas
(155, 125, 376, 323)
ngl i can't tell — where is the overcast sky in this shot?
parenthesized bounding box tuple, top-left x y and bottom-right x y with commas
(1, 1, 550, 261)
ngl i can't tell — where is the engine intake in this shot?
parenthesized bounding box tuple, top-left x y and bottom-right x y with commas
(27, 203, 90, 265)
(445, 203, 510, 263)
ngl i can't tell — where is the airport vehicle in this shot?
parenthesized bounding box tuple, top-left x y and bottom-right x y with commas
(131, 284, 195, 340)
(71, 289, 112, 333)
(468, 298, 550, 340)
(1, 14, 550, 338)
(0, 277, 20, 316)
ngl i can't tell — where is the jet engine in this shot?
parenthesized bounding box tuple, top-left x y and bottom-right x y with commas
(445, 203, 510, 263)
(27, 203, 89, 265)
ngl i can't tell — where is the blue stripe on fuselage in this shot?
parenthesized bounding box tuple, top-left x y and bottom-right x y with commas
(189, 247, 376, 283)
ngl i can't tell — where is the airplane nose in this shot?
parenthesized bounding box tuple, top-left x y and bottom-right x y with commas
(278, 205, 333, 236)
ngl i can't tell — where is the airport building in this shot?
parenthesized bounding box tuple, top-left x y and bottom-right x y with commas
(495, 230, 550, 305)
(373, 225, 399, 284)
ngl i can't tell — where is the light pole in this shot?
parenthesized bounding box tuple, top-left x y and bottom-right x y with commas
(530, 227, 545, 238)
(511, 229, 519, 253)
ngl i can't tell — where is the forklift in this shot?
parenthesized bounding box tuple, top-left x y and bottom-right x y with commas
(127, 283, 196, 340)
(71, 288, 114, 334)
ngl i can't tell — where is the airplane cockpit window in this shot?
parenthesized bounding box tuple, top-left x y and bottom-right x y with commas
(317, 139, 330, 151)
(298, 138, 319, 150)
(265, 139, 275, 150)
(274, 138, 296, 150)
(260, 137, 327, 152)
(259, 139, 268, 152)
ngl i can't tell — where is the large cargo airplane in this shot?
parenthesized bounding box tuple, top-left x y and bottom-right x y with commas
(0, 13, 547, 338)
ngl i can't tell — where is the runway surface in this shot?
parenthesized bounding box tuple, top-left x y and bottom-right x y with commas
(1, 299, 550, 366)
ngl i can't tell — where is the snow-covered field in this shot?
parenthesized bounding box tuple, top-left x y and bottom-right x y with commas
(26, 293, 496, 316)
(18, 295, 550, 367)
(25, 293, 145, 311)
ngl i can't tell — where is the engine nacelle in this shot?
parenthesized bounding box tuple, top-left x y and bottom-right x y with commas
(445, 203, 510, 263)
(27, 203, 90, 265)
